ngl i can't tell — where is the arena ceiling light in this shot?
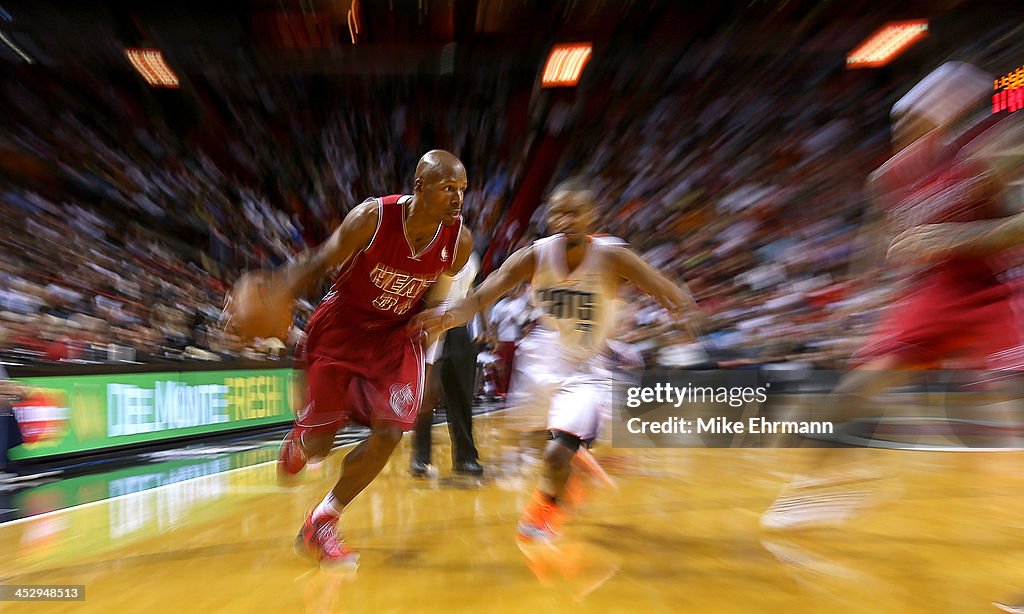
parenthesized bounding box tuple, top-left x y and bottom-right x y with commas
(541, 43, 592, 88)
(846, 20, 928, 69)
(125, 47, 180, 88)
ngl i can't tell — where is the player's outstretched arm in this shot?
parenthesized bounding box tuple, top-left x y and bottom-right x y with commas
(221, 199, 379, 340)
(413, 244, 535, 337)
(887, 193, 1024, 262)
(609, 245, 703, 335)
(280, 200, 379, 297)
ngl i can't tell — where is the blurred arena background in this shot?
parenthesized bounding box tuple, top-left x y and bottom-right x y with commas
(1, 1, 1024, 612)
(0, 0, 1019, 370)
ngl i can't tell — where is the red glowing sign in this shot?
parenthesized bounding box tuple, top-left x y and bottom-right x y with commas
(993, 65, 1024, 114)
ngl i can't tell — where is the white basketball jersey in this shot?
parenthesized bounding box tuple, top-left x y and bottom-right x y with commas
(530, 234, 621, 361)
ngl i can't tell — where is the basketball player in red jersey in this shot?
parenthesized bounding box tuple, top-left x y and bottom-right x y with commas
(253, 150, 472, 567)
(763, 62, 1024, 529)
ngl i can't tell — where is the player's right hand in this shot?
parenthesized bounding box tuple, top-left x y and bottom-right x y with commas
(220, 271, 295, 341)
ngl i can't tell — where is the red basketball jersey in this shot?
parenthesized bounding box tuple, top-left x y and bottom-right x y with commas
(313, 194, 462, 329)
(853, 117, 1024, 370)
(872, 118, 1007, 287)
(874, 134, 997, 233)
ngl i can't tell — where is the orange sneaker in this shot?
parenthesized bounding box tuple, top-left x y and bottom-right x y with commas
(560, 473, 589, 510)
(516, 490, 564, 542)
(560, 448, 617, 510)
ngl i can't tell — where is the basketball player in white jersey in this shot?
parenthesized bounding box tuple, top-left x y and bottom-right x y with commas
(414, 178, 699, 540)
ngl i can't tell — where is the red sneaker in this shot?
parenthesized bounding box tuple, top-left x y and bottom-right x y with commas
(295, 514, 359, 570)
(278, 429, 307, 482)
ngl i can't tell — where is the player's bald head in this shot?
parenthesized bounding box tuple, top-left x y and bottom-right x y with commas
(413, 150, 468, 226)
(415, 150, 466, 185)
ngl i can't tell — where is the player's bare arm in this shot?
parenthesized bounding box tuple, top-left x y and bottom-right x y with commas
(220, 200, 380, 339)
(887, 177, 1024, 262)
(280, 200, 380, 297)
(887, 197, 1024, 263)
(418, 226, 474, 348)
(414, 243, 535, 337)
(608, 245, 701, 329)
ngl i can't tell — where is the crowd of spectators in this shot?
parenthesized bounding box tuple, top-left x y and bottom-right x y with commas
(1, 33, 1021, 370)
(0, 65, 528, 365)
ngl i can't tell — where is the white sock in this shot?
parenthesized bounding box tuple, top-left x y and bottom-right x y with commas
(313, 493, 344, 520)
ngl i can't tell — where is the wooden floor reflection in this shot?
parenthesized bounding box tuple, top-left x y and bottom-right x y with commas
(2, 412, 1024, 613)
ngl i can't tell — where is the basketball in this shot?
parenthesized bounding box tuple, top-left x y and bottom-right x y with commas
(223, 271, 295, 341)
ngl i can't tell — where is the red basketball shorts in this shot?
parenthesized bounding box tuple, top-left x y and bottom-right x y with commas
(853, 276, 1024, 371)
(294, 310, 425, 436)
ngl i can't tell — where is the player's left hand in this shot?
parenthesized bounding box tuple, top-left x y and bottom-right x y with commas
(887, 223, 969, 263)
(653, 282, 704, 339)
(406, 305, 466, 341)
(681, 313, 705, 342)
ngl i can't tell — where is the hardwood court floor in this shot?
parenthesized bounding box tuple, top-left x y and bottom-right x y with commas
(2, 411, 1024, 613)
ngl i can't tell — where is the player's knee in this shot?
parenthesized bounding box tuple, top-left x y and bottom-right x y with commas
(543, 454, 572, 479)
(543, 437, 576, 471)
(369, 424, 404, 452)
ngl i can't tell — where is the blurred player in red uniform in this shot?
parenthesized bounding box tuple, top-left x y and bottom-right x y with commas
(236, 150, 473, 567)
(763, 62, 1024, 529)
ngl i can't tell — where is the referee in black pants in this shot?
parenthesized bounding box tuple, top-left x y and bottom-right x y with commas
(411, 251, 484, 477)
(0, 367, 25, 479)
(411, 324, 483, 476)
